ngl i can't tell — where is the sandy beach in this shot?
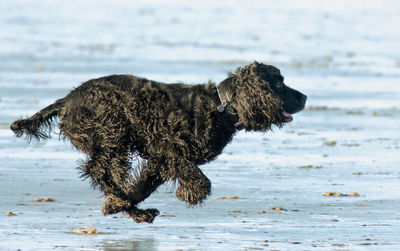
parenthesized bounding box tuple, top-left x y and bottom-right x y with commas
(1, 0, 400, 250)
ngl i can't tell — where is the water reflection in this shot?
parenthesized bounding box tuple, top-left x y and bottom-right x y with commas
(103, 237, 158, 251)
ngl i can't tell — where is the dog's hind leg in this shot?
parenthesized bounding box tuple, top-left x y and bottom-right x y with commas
(101, 158, 165, 223)
(77, 138, 163, 223)
(66, 122, 155, 222)
(79, 146, 132, 210)
(79, 149, 160, 223)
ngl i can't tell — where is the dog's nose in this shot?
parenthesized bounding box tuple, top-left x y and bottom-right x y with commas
(301, 94, 307, 104)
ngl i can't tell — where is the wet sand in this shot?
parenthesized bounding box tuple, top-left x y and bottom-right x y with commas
(1, 0, 400, 250)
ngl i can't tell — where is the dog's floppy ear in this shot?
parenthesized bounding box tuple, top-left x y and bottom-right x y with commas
(231, 62, 284, 132)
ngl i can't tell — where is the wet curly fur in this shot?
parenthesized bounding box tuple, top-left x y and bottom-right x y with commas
(10, 62, 306, 223)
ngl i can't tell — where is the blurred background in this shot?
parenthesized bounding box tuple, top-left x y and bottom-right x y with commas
(0, 0, 399, 250)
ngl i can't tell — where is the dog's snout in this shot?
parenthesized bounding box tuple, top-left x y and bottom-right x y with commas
(282, 88, 307, 114)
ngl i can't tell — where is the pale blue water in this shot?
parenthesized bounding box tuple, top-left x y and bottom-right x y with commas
(1, 0, 400, 250)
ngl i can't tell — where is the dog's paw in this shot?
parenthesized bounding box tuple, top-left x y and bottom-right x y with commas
(102, 195, 132, 216)
(176, 180, 211, 206)
(130, 208, 160, 223)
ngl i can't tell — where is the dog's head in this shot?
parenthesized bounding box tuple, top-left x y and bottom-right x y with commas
(220, 62, 307, 132)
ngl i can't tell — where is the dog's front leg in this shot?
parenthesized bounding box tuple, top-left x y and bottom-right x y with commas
(175, 163, 211, 206)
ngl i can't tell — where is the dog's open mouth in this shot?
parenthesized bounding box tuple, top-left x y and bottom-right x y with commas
(282, 111, 293, 123)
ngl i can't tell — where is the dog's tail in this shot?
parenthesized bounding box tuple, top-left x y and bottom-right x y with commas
(10, 98, 65, 141)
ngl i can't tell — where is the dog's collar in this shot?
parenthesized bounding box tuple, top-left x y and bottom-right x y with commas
(216, 86, 230, 113)
(216, 79, 243, 130)
(216, 77, 234, 113)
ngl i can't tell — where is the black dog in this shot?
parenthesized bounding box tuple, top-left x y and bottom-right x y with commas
(11, 62, 306, 223)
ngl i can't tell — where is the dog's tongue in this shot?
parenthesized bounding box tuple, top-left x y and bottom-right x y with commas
(282, 111, 293, 122)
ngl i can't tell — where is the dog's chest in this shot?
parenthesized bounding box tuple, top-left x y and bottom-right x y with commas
(189, 115, 236, 164)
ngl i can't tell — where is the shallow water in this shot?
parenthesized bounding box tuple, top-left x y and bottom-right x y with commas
(1, 0, 400, 250)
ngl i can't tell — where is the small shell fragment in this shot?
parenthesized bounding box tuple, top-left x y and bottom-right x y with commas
(31, 197, 56, 202)
(269, 207, 286, 211)
(160, 213, 175, 217)
(217, 196, 240, 200)
(324, 141, 337, 146)
(70, 227, 108, 234)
